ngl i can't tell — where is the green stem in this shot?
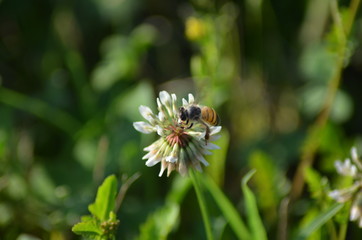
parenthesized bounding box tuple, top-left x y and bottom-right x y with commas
(338, 202, 351, 240)
(189, 169, 214, 240)
(338, 222, 348, 240)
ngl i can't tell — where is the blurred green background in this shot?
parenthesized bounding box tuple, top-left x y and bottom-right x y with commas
(0, 0, 361, 239)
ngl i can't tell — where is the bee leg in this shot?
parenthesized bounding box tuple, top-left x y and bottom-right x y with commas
(200, 121, 210, 145)
(186, 123, 193, 129)
(204, 126, 210, 145)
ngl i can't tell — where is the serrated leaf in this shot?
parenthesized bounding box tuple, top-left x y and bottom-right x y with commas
(294, 203, 344, 240)
(89, 175, 118, 221)
(241, 169, 267, 240)
(72, 218, 103, 236)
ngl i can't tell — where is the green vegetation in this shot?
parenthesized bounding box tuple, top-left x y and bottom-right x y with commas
(0, 0, 362, 239)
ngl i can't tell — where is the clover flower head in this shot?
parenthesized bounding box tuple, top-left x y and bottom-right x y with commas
(329, 147, 362, 227)
(133, 90, 221, 177)
(334, 159, 357, 177)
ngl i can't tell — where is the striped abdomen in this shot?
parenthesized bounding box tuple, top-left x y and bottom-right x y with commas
(201, 106, 220, 126)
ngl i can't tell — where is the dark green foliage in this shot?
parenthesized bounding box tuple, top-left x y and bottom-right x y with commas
(0, 0, 361, 239)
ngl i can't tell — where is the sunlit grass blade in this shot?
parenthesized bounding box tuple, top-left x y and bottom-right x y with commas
(294, 203, 344, 240)
(0, 87, 80, 135)
(241, 169, 267, 240)
(203, 175, 251, 240)
(190, 169, 214, 240)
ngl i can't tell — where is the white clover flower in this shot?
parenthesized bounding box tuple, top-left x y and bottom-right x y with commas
(350, 192, 362, 227)
(133, 91, 221, 177)
(328, 183, 360, 203)
(334, 159, 357, 177)
(329, 147, 362, 227)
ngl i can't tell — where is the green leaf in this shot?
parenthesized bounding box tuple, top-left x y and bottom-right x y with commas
(72, 216, 103, 237)
(241, 169, 267, 240)
(138, 203, 180, 240)
(202, 176, 251, 240)
(89, 175, 118, 221)
(294, 203, 344, 240)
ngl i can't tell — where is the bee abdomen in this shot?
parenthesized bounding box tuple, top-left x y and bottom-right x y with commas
(201, 107, 220, 126)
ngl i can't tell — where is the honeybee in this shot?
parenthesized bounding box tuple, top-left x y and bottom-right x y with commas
(179, 105, 220, 143)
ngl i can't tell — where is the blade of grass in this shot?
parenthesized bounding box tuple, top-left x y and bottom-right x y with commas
(0, 87, 80, 136)
(190, 169, 214, 240)
(294, 203, 344, 240)
(241, 169, 267, 240)
(203, 175, 251, 240)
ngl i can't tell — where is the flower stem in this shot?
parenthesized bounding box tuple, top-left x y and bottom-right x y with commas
(189, 169, 214, 240)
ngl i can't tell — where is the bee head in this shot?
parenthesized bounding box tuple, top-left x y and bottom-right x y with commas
(179, 107, 188, 121)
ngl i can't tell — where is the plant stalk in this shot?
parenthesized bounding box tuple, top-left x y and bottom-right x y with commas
(189, 169, 214, 240)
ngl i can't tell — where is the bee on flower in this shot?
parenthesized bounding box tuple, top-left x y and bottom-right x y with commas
(133, 91, 221, 177)
(329, 147, 362, 227)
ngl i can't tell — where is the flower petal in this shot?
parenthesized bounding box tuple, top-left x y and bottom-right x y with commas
(143, 140, 162, 151)
(171, 94, 178, 116)
(188, 93, 195, 104)
(171, 93, 177, 104)
(197, 155, 209, 166)
(158, 111, 165, 121)
(167, 163, 175, 177)
(139, 105, 155, 123)
(178, 162, 188, 177)
(209, 134, 221, 141)
(328, 188, 353, 202)
(166, 156, 177, 163)
(133, 121, 155, 134)
(350, 204, 360, 221)
(142, 151, 153, 159)
(182, 98, 188, 106)
(156, 125, 164, 136)
(156, 98, 162, 109)
(204, 142, 220, 150)
(158, 161, 167, 177)
(187, 130, 204, 140)
(159, 91, 171, 106)
(351, 147, 358, 162)
(146, 156, 161, 167)
(210, 126, 222, 135)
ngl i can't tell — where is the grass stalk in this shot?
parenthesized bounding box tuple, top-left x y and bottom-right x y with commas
(189, 169, 214, 240)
